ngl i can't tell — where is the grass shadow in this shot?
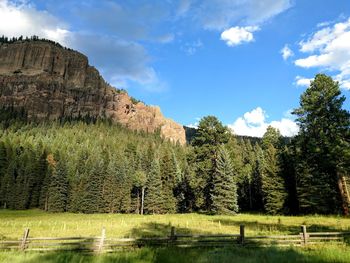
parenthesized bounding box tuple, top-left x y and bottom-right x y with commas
(212, 218, 346, 234)
(2, 245, 350, 263)
(128, 222, 213, 238)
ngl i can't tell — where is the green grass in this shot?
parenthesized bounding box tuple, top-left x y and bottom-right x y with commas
(1, 210, 350, 263)
(0, 245, 350, 263)
(0, 209, 349, 240)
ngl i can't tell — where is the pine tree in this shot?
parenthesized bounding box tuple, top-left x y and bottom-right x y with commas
(116, 159, 132, 213)
(259, 127, 286, 214)
(1, 160, 15, 209)
(144, 159, 164, 214)
(210, 145, 238, 214)
(80, 160, 104, 213)
(103, 158, 119, 213)
(47, 161, 68, 212)
(192, 116, 230, 211)
(29, 151, 47, 208)
(292, 74, 350, 214)
(159, 149, 177, 213)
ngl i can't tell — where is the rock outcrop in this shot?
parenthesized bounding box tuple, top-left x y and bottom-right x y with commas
(0, 41, 186, 145)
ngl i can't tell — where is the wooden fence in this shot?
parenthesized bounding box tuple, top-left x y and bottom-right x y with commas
(0, 225, 349, 253)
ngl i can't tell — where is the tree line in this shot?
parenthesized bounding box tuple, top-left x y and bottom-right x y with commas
(0, 74, 349, 215)
(0, 35, 74, 51)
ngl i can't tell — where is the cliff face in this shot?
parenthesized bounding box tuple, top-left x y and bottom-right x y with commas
(0, 41, 186, 145)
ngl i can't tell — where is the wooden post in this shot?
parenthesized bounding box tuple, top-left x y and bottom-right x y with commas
(240, 225, 245, 245)
(301, 225, 307, 245)
(20, 228, 30, 251)
(170, 227, 176, 241)
(97, 227, 106, 253)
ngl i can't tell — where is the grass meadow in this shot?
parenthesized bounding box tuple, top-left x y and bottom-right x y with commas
(0, 209, 350, 262)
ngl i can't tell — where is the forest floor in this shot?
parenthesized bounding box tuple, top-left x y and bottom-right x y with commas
(0, 210, 350, 262)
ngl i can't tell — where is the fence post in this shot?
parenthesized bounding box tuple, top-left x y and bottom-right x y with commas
(240, 225, 245, 245)
(20, 228, 30, 251)
(170, 227, 176, 243)
(301, 225, 307, 246)
(97, 227, 106, 253)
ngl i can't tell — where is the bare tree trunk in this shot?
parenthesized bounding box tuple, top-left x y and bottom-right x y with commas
(141, 186, 145, 215)
(337, 171, 349, 216)
(45, 195, 48, 211)
(136, 190, 140, 214)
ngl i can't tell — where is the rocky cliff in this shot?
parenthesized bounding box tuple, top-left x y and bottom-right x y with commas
(0, 41, 186, 145)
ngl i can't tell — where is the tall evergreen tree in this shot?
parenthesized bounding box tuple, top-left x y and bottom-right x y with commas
(293, 74, 350, 214)
(47, 160, 68, 212)
(210, 145, 238, 214)
(80, 160, 104, 213)
(144, 159, 163, 214)
(260, 126, 286, 214)
(191, 116, 230, 211)
(103, 158, 120, 213)
(159, 149, 177, 213)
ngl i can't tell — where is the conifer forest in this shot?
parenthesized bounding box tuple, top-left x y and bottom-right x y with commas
(0, 74, 349, 216)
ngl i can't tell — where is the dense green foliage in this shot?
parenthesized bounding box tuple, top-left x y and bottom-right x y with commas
(210, 145, 238, 214)
(291, 74, 350, 215)
(0, 120, 188, 214)
(0, 74, 349, 215)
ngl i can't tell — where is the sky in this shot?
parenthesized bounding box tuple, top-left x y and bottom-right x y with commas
(0, 0, 350, 137)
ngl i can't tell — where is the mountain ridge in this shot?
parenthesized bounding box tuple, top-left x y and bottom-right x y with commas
(0, 39, 186, 145)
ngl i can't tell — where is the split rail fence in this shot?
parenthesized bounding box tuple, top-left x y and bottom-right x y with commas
(0, 225, 349, 253)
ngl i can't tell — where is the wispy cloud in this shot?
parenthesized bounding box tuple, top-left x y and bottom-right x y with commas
(182, 39, 203, 55)
(281, 44, 294, 60)
(194, 0, 292, 31)
(294, 17, 350, 89)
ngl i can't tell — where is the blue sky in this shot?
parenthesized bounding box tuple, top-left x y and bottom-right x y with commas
(1, 0, 350, 136)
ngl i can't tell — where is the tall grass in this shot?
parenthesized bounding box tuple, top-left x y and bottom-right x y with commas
(0, 209, 349, 240)
(0, 245, 350, 263)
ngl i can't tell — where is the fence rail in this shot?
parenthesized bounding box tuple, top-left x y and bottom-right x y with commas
(0, 225, 349, 252)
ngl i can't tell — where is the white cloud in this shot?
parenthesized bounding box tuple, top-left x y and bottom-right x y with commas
(0, 0, 166, 92)
(243, 107, 266, 125)
(0, 0, 70, 45)
(186, 117, 201, 129)
(228, 107, 299, 137)
(281, 44, 294, 60)
(295, 76, 313, 87)
(294, 17, 350, 89)
(270, 119, 299, 137)
(220, 26, 259, 47)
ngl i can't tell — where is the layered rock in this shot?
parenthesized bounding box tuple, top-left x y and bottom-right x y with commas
(0, 41, 186, 145)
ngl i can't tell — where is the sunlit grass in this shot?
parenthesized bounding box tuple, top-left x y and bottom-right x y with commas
(0, 209, 349, 240)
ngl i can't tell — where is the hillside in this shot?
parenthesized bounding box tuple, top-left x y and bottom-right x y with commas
(0, 39, 186, 145)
